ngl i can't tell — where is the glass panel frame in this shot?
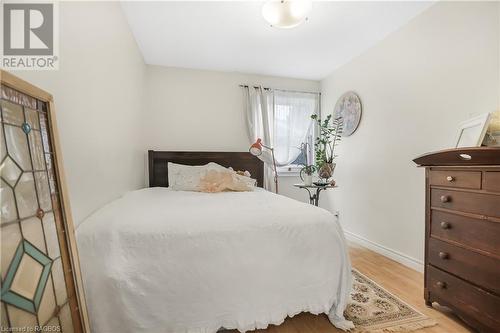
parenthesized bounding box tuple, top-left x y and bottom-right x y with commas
(1, 73, 87, 332)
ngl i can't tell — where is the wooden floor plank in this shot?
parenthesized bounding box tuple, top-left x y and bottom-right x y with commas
(227, 242, 473, 333)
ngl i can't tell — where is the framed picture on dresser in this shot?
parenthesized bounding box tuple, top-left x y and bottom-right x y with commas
(453, 113, 491, 148)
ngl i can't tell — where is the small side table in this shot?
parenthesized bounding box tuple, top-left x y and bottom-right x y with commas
(293, 184, 337, 206)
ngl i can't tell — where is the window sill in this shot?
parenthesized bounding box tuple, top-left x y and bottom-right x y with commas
(277, 166, 302, 177)
(277, 171, 301, 177)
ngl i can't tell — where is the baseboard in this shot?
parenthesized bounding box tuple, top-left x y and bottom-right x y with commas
(344, 230, 424, 273)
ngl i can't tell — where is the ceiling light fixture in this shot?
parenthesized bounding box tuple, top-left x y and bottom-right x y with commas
(262, 0, 312, 29)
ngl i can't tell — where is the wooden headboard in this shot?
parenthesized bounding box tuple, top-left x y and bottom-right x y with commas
(148, 151, 264, 188)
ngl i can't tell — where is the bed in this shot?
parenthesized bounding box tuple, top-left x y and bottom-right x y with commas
(76, 151, 353, 333)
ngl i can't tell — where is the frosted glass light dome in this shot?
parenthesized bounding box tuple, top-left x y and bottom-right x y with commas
(262, 0, 312, 29)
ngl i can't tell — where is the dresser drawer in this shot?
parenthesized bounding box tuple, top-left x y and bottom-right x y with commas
(431, 210, 500, 256)
(427, 266, 500, 332)
(428, 238, 500, 294)
(483, 171, 500, 193)
(431, 188, 500, 217)
(429, 170, 481, 189)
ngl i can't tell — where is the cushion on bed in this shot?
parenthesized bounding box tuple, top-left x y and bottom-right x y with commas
(198, 169, 255, 192)
(168, 162, 256, 192)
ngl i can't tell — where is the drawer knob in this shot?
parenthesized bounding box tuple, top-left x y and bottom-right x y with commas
(436, 281, 447, 289)
(440, 221, 451, 229)
(439, 252, 449, 259)
(446, 176, 455, 182)
(440, 195, 451, 203)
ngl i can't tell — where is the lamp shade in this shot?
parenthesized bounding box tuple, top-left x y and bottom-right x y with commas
(262, 0, 312, 29)
(249, 138, 263, 156)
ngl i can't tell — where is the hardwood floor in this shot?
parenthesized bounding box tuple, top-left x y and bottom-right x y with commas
(229, 243, 474, 333)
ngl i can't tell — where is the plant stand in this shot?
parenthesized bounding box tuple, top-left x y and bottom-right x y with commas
(293, 184, 337, 206)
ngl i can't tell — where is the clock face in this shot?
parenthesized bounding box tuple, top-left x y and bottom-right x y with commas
(334, 92, 362, 137)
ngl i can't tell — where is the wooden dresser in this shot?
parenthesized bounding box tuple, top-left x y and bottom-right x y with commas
(413, 147, 500, 333)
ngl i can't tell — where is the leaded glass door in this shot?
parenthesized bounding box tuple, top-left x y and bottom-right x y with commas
(1, 71, 88, 332)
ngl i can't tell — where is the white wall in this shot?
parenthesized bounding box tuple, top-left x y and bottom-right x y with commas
(9, 2, 498, 266)
(144, 65, 319, 202)
(320, 1, 500, 269)
(15, 2, 146, 225)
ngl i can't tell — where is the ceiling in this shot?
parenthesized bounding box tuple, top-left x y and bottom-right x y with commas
(121, 1, 434, 80)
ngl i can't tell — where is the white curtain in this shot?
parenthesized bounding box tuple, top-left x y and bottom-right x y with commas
(273, 90, 319, 166)
(244, 87, 319, 191)
(243, 86, 275, 191)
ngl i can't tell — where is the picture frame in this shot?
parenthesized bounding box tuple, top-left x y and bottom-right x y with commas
(483, 111, 500, 147)
(453, 113, 491, 148)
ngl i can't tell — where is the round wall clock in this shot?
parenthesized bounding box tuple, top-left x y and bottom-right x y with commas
(333, 91, 362, 136)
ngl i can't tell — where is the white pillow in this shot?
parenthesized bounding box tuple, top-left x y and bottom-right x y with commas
(167, 162, 226, 191)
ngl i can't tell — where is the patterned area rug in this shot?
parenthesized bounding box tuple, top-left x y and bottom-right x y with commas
(345, 269, 437, 333)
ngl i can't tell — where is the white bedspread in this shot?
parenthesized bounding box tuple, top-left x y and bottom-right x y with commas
(77, 188, 353, 333)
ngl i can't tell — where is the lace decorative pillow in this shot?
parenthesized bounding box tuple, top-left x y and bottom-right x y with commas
(198, 169, 256, 193)
(167, 162, 256, 192)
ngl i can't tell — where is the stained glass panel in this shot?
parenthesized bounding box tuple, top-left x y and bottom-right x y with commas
(1, 85, 37, 109)
(35, 172, 51, 211)
(51, 258, 68, 306)
(59, 303, 74, 332)
(2, 240, 52, 314)
(45, 153, 57, 193)
(4, 124, 31, 170)
(10, 254, 44, 300)
(39, 112, 51, 153)
(29, 130, 45, 170)
(20, 217, 47, 254)
(6, 305, 38, 330)
(1, 303, 8, 327)
(2, 82, 77, 332)
(0, 179, 17, 223)
(0, 223, 22, 280)
(1, 124, 6, 161)
(22, 123, 31, 134)
(44, 316, 61, 331)
(37, 276, 56, 325)
(43, 213, 60, 259)
(15, 172, 38, 219)
(0, 100, 24, 126)
(25, 108, 40, 130)
(0, 156, 22, 187)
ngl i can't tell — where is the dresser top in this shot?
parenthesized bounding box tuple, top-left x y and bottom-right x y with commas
(413, 147, 500, 166)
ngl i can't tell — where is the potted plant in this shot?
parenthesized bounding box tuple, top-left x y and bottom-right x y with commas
(297, 142, 316, 186)
(311, 114, 343, 182)
(299, 164, 316, 186)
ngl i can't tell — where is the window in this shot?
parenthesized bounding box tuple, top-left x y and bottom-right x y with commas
(272, 90, 319, 175)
